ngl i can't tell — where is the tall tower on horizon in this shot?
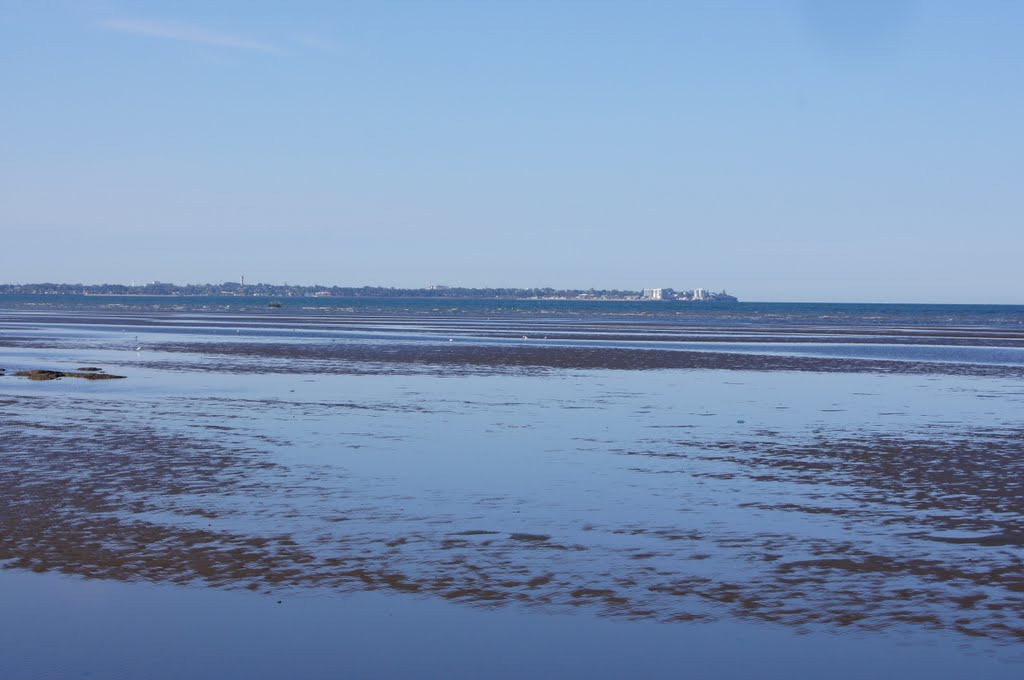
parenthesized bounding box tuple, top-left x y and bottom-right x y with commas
(241, 275, 245, 287)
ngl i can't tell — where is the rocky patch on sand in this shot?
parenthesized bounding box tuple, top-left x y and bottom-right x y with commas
(12, 369, 126, 381)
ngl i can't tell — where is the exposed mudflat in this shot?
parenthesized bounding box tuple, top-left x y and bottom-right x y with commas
(134, 339, 1024, 379)
(1, 304, 1022, 666)
(2, 393, 1021, 643)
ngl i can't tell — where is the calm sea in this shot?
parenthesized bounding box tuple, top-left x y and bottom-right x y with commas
(3, 294, 1024, 327)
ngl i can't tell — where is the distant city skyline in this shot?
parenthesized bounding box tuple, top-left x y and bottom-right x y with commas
(2, 1, 1022, 303)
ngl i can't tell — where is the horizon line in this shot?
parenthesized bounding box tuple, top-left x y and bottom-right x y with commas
(0, 282, 1021, 306)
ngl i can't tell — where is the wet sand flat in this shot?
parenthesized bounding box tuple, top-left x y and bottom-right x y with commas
(1, 303, 1022, 677)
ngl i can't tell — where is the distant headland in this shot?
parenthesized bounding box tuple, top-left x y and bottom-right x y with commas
(0, 282, 738, 302)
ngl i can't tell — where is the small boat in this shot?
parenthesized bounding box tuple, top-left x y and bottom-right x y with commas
(268, 301, 283, 308)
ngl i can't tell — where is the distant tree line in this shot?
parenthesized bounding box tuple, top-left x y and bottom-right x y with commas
(0, 282, 647, 299)
(0, 282, 737, 301)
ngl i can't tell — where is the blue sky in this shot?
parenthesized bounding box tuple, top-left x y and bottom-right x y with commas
(1, 1, 1021, 302)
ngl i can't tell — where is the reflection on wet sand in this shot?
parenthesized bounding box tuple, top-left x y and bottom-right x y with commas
(2, 392, 1021, 645)
(1, 308, 1022, 655)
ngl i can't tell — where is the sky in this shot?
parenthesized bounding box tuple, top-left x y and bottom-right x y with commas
(1, 1, 1022, 303)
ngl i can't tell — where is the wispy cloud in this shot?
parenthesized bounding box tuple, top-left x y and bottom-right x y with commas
(99, 18, 275, 52)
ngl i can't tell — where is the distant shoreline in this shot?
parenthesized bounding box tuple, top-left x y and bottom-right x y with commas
(1, 287, 740, 303)
(61, 293, 738, 303)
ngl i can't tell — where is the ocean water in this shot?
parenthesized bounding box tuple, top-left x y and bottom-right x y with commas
(6, 293, 1024, 327)
(0, 296, 1022, 678)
